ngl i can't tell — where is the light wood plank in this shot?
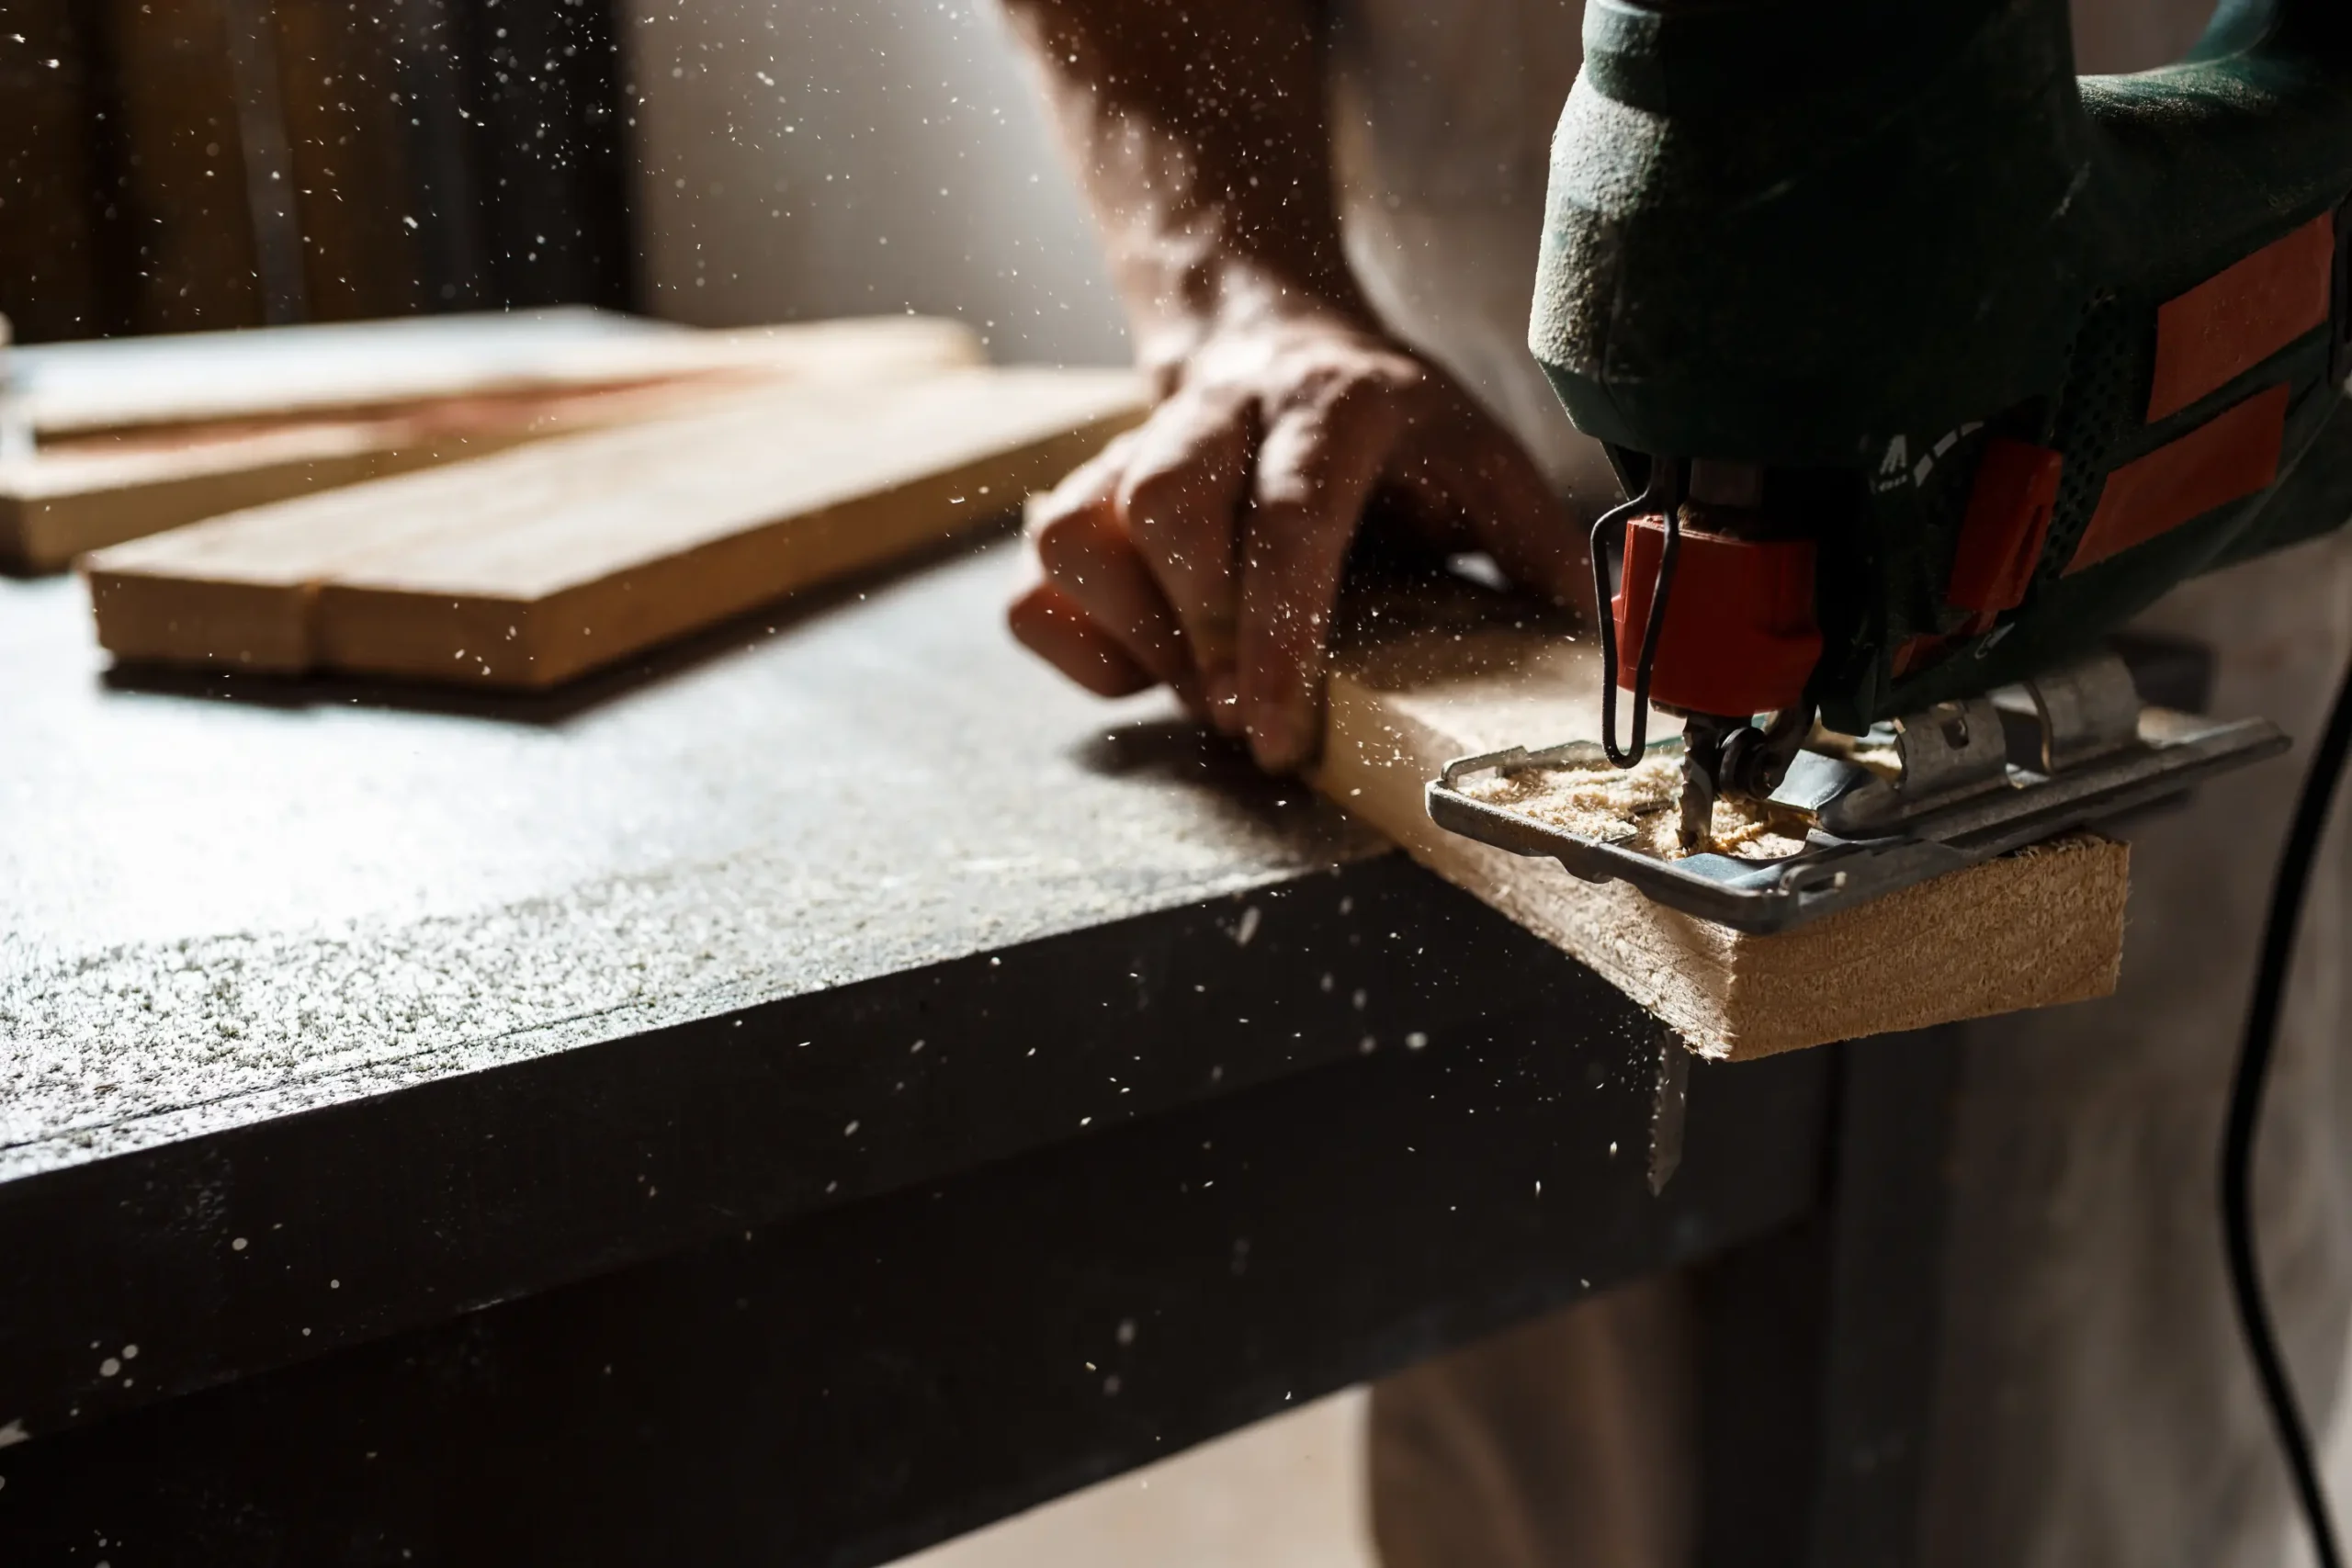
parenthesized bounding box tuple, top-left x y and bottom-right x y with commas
(4, 317, 987, 570)
(86, 367, 1148, 686)
(17, 312, 983, 438)
(1310, 603, 2129, 1059)
(6, 378, 708, 570)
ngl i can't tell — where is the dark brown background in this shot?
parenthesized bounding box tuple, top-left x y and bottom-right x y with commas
(0, 0, 633, 342)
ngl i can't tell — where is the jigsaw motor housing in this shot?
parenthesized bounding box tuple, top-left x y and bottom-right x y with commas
(1534, 0, 2352, 733)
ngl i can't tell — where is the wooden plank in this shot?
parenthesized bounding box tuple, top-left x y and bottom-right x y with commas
(17, 310, 982, 438)
(80, 439, 594, 671)
(3, 316, 988, 569)
(5, 418, 485, 575)
(6, 379, 716, 570)
(86, 367, 1148, 685)
(1310, 601, 2130, 1060)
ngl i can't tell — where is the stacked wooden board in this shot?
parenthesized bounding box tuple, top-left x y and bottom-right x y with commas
(3, 311, 987, 570)
(1308, 592, 2131, 1059)
(14, 310, 984, 437)
(86, 367, 1147, 687)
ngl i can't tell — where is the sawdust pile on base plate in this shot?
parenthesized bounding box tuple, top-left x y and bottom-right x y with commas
(1459, 752, 1812, 861)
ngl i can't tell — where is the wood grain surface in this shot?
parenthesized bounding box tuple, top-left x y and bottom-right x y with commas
(86, 366, 1147, 686)
(17, 312, 983, 438)
(4, 315, 986, 569)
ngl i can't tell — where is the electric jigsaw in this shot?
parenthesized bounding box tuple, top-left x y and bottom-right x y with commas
(1426, 0, 2352, 932)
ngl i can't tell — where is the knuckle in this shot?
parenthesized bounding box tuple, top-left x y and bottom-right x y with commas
(1025, 436, 1136, 541)
(1280, 356, 1419, 427)
(1254, 468, 1320, 517)
(1310, 365, 1368, 408)
(1030, 503, 1104, 575)
(1117, 462, 1193, 535)
(1374, 348, 1428, 388)
(1283, 357, 1357, 409)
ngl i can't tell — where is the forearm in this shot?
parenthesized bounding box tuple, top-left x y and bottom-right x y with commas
(995, 0, 1370, 378)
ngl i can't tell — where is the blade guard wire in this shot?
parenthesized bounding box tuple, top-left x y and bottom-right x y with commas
(1593, 459, 1687, 767)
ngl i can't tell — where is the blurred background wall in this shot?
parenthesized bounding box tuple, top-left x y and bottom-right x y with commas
(0, 0, 1125, 364)
(0, 1, 2199, 358)
(618, 0, 1127, 365)
(0, 0, 632, 341)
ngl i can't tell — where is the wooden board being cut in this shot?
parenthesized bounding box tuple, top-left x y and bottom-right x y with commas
(1311, 600, 2130, 1060)
(85, 367, 1147, 688)
(3, 315, 986, 570)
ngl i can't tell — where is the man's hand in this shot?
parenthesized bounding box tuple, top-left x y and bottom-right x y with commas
(1010, 308, 1583, 771)
(994, 0, 1584, 770)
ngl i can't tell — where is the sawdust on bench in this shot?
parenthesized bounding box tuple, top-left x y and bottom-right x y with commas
(1458, 751, 1811, 861)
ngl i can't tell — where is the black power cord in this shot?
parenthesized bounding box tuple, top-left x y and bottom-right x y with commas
(2223, 644, 2352, 1568)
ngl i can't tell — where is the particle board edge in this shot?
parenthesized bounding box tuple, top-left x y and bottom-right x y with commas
(1709, 832, 2129, 1057)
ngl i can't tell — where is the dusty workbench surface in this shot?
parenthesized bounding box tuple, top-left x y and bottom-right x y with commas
(12, 528, 1730, 1453)
(2, 533, 1377, 1177)
(0, 529, 1843, 1565)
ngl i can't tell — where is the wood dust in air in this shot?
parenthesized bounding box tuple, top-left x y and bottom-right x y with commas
(1459, 752, 1810, 861)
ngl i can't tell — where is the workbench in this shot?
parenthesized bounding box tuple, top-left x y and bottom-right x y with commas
(0, 531, 1957, 1566)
